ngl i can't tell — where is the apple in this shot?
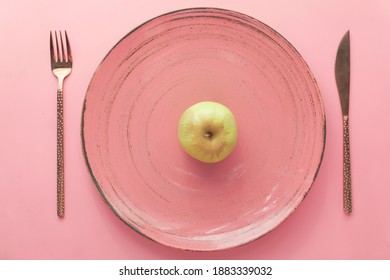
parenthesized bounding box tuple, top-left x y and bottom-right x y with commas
(178, 101, 238, 163)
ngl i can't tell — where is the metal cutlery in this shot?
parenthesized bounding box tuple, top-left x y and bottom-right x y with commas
(50, 31, 73, 217)
(335, 30, 352, 214)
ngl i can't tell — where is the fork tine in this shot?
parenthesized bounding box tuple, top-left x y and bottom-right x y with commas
(50, 31, 56, 62)
(54, 31, 61, 62)
(59, 31, 65, 62)
(65, 31, 72, 62)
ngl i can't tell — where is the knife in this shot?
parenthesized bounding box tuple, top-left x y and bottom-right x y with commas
(335, 30, 352, 214)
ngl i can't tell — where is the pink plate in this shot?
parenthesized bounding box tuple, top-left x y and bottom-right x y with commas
(82, 8, 326, 251)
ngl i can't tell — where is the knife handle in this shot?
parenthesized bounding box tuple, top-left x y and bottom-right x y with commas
(343, 116, 352, 213)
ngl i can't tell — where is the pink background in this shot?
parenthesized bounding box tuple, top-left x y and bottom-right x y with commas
(1, 0, 389, 259)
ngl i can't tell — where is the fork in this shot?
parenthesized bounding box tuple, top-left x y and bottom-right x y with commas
(50, 31, 72, 217)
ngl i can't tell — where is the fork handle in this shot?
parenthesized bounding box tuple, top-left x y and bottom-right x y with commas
(343, 116, 352, 214)
(57, 88, 65, 217)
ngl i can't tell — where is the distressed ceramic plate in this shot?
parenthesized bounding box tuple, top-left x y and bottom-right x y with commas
(82, 8, 325, 251)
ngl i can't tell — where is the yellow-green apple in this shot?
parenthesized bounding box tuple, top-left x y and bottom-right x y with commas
(178, 101, 238, 163)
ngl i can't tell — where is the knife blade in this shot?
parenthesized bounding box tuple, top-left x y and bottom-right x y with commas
(335, 30, 352, 214)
